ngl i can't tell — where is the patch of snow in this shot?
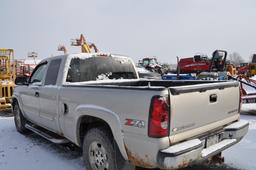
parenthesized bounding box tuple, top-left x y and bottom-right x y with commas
(136, 67, 151, 73)
(224, 115, 256, 170)
(0, 117, 84, 170)
(242, 94, 256, 99)
(240, 79, 256, 95)
(0, 115, 255, 170)
(248, 120, 256, 130)
(23, 59, 41, 65)
(96, 72, 112, 80)
(240, 115, 256, 130)
(241, 103, 256, 113)
(113, 57, 130, 64)
(250, 75, 256, 80)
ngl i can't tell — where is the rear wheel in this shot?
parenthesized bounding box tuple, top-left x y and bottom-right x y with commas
(83, 127, 135, 170)
(13, 103, 28, 134)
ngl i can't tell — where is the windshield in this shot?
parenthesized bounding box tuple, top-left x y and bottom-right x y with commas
(66, 56, 137, 82)
(143, 58, 157, 66)
(150, 58, 157, 65)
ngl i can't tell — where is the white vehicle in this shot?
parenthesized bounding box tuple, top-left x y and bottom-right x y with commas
(13, 53, 248, 170)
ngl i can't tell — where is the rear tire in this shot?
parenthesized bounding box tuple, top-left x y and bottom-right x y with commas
(83, 127, 135, 170)
(13, 103, 28, 134)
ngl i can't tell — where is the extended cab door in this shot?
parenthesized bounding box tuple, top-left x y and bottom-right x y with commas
(20, 62, 48, 124)
(38, 58, 62, 133)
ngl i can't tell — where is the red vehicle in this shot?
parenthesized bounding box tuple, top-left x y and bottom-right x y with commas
(178, 50, 227, 74)
(16, 63, 35, 77)
(16, 58, 40, 79)
(237, 63, 249, 75)
(177, 55, 210, 73)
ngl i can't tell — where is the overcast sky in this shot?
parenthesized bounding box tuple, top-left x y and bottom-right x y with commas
(1, 0, 256, 63)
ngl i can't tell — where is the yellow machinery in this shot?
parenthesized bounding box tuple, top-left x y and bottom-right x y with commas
(71, 34, 98, 53)
(58, 45, 68, 54)
(226, 64, 237, 76)
(0, 49, 16, 111)
(58, 34, 99, 54)
(248, 63, 256, 77)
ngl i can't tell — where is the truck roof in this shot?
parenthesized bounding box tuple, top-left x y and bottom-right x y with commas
(39, 53, 132, 64)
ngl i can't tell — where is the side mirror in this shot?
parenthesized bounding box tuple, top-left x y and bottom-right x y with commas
(15, 76, 29, 85)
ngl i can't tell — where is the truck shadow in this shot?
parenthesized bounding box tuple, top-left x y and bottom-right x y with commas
(26, 132, 82, 158)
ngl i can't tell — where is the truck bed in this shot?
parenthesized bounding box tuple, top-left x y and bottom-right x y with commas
(64, 79, 240, 141)
(64, 79, 238, 90)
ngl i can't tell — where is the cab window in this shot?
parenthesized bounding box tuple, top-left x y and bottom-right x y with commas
(66, 56, 137, 82)
(45, 59, 61, 85)
(30, 63, 48, 84)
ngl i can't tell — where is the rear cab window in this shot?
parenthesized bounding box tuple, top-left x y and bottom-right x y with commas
(66, 55, 137, 83)
(44, 59, 62, 85)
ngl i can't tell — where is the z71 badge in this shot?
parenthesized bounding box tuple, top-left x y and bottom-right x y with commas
(125, 119, 145, 128)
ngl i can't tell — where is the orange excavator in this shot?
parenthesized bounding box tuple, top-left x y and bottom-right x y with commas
(58, 34, 99, 54)
(57, 45, 68, 54)
(71, 34, 98, 53)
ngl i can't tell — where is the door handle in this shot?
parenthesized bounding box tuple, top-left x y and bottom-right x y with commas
(63, 103, 68, 114)
(35, 92, 40, 97)
(210, 94, 217, 103)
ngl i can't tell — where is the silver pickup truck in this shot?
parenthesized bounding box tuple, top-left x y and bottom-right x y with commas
(13, 53, 249, 170)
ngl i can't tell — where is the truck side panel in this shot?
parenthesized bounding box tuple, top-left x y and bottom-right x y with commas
(58, 86, 167, 161)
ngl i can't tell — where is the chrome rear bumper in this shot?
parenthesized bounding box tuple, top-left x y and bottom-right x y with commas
(158, 120, 249, 169)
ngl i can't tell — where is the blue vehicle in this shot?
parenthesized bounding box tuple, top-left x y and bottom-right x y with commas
(162, 73, 196, 80)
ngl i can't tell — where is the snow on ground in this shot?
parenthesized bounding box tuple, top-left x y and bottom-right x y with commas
(241, 103, 256, 113)
(223, 115, 256, 170)
(0, 115, 255, 170)
(0, 117, 84, 170)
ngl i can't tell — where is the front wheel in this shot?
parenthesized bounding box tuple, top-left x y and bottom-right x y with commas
(13, 103, 28, 134)
(83, 127, 135, 170)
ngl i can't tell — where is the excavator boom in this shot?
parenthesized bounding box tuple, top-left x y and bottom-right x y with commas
(71, 34, 98, 53)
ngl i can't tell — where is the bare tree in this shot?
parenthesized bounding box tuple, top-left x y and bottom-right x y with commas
(229, 52, 244, 66)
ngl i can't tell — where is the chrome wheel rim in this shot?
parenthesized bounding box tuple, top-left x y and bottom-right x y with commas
(88, 141, 109, 170)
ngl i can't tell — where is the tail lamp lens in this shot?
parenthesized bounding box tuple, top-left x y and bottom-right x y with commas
(148, 96, 170, 138)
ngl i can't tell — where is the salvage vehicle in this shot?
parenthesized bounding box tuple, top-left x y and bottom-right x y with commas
(13, 53, 249, 170)
(178, 50, 228, 74)
(136, 66, 161, 80)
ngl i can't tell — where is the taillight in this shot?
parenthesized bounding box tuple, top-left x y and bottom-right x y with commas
(148, 96, 170, 138)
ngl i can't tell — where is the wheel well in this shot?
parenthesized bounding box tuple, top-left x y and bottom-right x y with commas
(78, 116, 113, 146)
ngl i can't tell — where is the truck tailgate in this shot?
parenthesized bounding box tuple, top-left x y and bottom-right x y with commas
(168, 81, 240, 143)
